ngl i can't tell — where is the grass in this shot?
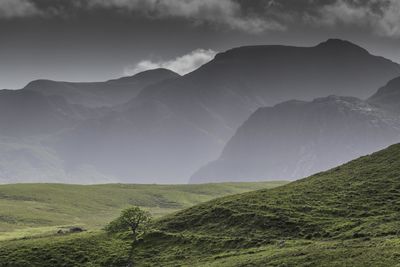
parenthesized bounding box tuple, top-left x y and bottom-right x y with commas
(0, 231, 129, 267)
(157, 144, 400, 241)
(137, 143, 400, 266)
(2, 231, 400, 266)
(3, 144, 400, 266)
(0, 181, 286, 240)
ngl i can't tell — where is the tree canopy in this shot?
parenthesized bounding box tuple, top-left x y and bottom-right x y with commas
(105, 206, 152, 240)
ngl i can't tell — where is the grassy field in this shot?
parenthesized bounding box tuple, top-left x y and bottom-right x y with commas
(2, 230, 400, 266)
(3, 144, 400, 266)
(0, 181, 286, 241)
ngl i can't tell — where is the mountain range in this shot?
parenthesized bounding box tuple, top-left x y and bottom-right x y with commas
(1, 39, 400, 183)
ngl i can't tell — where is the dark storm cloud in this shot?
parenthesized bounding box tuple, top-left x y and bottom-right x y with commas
(1, 0, 399, 37)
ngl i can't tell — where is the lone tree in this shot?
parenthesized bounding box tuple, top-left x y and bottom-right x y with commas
(105, 206, 152, 267)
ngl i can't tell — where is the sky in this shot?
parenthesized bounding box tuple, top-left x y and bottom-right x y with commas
(1, 0, 400, 89)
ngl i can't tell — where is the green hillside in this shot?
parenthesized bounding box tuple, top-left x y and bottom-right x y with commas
(158, 143, 400, 240)
(0, 182, 286, 240)
(3, 144, 400, 266)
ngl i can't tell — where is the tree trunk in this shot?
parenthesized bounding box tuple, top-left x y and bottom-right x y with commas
(127, 239, 136, 267)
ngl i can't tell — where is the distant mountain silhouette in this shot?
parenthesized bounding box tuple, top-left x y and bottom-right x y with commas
(123, 39, 400, 147)
(1, 40, 400, 183)
(23, 68, 180, 108)
(191, 82, 400, 183)
(50, 40, 400, 183)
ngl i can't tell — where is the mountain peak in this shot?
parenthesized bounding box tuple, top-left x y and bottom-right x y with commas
(109, 68, 180, 84)
(130, 68, 180, 79)
(316, 39, 369, 54)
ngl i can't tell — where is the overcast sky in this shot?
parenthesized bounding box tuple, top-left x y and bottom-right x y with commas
(1, 0, 400, 89)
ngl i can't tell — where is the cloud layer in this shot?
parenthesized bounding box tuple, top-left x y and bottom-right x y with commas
(125, 49, 217, 76)
(1, 0, 400, 38)
(89, 0, 284, 33)
(317, 0, 400, 38)
(0, 0, 40, 18)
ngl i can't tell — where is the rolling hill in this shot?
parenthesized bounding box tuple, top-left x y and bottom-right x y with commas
(0, 181, 285, 241)
(142, 143, 400, 265)
(166, 143, 400, 240)
(2, 144, 400, 266)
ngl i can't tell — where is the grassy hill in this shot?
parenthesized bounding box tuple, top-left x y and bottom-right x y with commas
(0, 182, 286, 241)
(3, 144, 400, 266)
(158, 143, 400, 241)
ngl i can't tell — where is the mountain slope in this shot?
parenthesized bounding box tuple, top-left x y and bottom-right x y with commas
(0, 89, 112, 184)
(23, 68, 180, 108)
(54, 39, 400, 183)
(52, 99, 223, 183)
(191, 93, 400, 183)
(0, 90, 85, 137)
(161, 143, 400, 240)
(0, 69, 180, 183)
(369, 76, 400, 113)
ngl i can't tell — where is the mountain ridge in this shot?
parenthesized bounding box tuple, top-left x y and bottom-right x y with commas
(23, 68, 180, 108)
(191, 88, 400, 183)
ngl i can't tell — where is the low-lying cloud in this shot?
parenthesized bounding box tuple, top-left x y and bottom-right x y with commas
(125, 49, 217, 76)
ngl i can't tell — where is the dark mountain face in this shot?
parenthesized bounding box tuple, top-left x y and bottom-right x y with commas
(369, 76, 400, 113)
(23, 68, 180, 108)
(0, 90, 83, 137)
(130, 39, 400, 143)
(190, 95, 400, 183)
